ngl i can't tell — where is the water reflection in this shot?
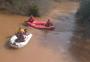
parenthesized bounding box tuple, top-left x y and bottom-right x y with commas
(39, 6, 90, 62)
(39, 12, 77, 62)
(68, 14, 90, 62)
(39, 14, 75, 51)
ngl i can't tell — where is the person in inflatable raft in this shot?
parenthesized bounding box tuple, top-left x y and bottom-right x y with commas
(15, 28, 27, 42)
(28, 16, 34, 23)
(45, 19, 53, 27)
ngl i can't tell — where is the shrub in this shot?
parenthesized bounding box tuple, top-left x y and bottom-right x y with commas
(28, 4, 40, 17)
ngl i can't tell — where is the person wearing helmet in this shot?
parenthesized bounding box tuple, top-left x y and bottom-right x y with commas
(18, 28, 25, 33)
(15, 28, 25, 42)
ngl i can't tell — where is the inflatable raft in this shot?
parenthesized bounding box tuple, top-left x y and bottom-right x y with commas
(27, 22, 55, 30)
(26, 16, 55, 30)
(9, 33, 32, 48)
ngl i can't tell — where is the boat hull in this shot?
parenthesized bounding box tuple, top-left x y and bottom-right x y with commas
(27, 22, 55, 30)
(9, 33, 32, 48)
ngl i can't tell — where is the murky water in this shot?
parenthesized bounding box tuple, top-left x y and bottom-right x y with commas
(0, 2, 90, 62)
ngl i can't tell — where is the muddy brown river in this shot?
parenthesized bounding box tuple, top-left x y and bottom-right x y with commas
(0, 2, 90, 62)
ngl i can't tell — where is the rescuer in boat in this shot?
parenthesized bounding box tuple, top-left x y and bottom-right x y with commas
(28, 16, 34, 23)
(45, 19, 53, 27)
(15, 28, 27, 42)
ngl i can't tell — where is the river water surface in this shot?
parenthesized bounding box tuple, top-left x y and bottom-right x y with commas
(0, 2, 90, 62)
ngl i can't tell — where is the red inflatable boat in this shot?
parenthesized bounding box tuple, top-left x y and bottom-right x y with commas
(26, 16, 55, 30)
